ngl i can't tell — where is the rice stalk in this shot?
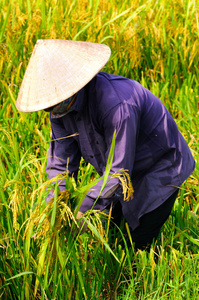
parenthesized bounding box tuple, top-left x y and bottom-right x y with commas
(111, 169, 134, 201)
(8, 182, 24, 231)
(24, 178, 76, 241)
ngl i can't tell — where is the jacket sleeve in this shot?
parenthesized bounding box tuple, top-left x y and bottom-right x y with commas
(46, 116, 81, 201)
(79, 102, 140, 212)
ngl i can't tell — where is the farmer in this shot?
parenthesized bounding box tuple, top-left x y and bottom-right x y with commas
(16, 39, 195, 251)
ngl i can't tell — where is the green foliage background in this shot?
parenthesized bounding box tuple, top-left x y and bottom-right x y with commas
(0, 0, 198, 299)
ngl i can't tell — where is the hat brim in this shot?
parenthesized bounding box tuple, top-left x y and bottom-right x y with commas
(16, 39, 111, 112)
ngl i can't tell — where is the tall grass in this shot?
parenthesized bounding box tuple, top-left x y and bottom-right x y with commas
(0, 0, 198, 299)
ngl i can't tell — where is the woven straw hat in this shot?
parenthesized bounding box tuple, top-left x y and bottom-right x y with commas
(16, 39, 111, 112)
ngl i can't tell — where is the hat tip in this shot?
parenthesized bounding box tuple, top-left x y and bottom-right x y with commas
(36, 39, 45, 46)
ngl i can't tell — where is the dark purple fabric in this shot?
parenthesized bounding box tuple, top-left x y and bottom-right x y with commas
(46, 72, 195, 230)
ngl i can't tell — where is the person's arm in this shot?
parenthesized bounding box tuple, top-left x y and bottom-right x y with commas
(46, 116, 81, 201)
(79, 102, 140, 212)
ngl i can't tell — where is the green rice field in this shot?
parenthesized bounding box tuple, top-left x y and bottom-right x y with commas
(0, 0, 199, 299)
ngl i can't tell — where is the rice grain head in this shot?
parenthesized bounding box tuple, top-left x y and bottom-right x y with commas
(111, 169, 134, 201)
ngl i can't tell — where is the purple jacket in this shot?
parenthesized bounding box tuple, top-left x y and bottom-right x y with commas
(46, 72, 195, 230)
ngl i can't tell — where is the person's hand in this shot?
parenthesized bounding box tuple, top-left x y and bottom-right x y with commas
(76, 211, 84, 219)
(72, 211, 87, 237)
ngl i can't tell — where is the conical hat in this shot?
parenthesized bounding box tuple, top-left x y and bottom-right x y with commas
(16, 39, 111, 112)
